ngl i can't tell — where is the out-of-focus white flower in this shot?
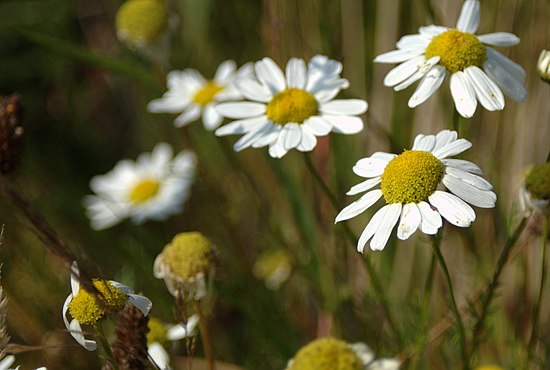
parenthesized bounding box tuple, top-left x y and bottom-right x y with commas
(374, 0, 526, 118)
(83, 143, 196, 230)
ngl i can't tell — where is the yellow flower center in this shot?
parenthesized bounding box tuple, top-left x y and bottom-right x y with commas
(129, 179, 160, 204)
(193, 81, 224, 106)
(159, 232, 214, 280)
(68, 280, 127, 326)
(475, 366, 505, 370)
(425, 29, 487, 73)
(266, 88, 318, 125)
(147, 317, 168, 345)
(288, 337, 363, 370)
(381, 150, 445, 204)
(525, 162, 550, 200)
(115, 0, 169, 44)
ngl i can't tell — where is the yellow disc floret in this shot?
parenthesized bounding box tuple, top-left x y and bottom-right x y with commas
(129, 179, 160, 204)
(475, 366, 504, 370)
(159, 232, 214, 280)
(425, 29, 487, 73)
(116, 0, 169, 45)
(68, 279, 127, 326)
(147, 317, 168, 345)
(288, 337, 363, 370)
(525, 162, 550, 200)
(266, 88, 318, 125)
(381, 150, 445, 204)
(192, 82, 224, 106)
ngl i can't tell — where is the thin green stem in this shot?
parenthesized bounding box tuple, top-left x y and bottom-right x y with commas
(95, 323, 120, 370)
(528, 216, 549, 365)
(194, 300, 216, 370)
(469, 217, 528, 359)
(430, 236, 469, 370)
(302, 152, 404, 349)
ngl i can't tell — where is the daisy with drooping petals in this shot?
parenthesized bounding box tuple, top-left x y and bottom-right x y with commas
(83, 143, 196, 230)
(335, 130, 496, 252)
(214, 55, 368, 158)
(147, 60, 253, 130)
(62, 262, 152, 351)
(374, 0, 526, 118)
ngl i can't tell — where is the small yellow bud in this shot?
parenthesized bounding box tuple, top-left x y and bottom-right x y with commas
(116, 0, 169, 46)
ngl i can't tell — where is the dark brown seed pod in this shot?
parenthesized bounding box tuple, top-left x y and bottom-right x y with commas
(0, 94, 24, 174)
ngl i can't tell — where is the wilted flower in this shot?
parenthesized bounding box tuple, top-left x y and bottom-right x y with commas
(520, 162, 550, 216)
(83, 143, 196, 230)
(62, 262, 152, 351)
(374, 0, 526, 118)
(336, 130, 496, 252)
(154, 232, 216, 300)
(284, 337, 400, 370)
(537, 50, 550, 83)
(215, 55, 367, 158)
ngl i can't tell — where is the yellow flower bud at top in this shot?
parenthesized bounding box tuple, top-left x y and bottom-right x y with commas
(287, 338, 364, 370)
(116, 0, 169, 46)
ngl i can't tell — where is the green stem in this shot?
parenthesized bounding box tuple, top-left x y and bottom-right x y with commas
(430, 236, 469, 370)
(528, 216, 549, 364)
(469, 217, 528, 359)
(302, 152, 404, 349)
(95, 323, 120, 370)
(194, 300, 216, 370)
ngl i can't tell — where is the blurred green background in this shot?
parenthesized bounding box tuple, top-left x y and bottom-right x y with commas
(0, 0, 549, 368)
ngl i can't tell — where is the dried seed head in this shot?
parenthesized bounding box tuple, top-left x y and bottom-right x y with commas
(0, 95, 24, 174)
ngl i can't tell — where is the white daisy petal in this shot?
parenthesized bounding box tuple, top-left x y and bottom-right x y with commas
(374, 48, 425, 64)
(432, 130, 458, 151)
(484, 58, 527, 102)
(214, 60, 237, 82)
(396, 34, 431, 50)
(357, 205, 386, 253)
(167, 314, 199, 340)
(335, 189, 383, 223)
(417, 201, 442, 234)
(279, 123, 302, 150)
(233, 122, 272, 151)
(202, 104, 223, 130)
(303, 116, 333, 136)
(268, 144, 288, 158)
(353, 153, 395, 178)
(486, 47, 526, 83)
(450, 71, 478, 118)
(70, 320, 97, 351)
(147, 96, 189, 113)
(251, 123, 281, 148)
(128, 294, 153, 316)
(456, 0, 480, 33)
(371, 203, 402, 251)
(215, 116, 268, 136)
(320, 100, 368, 115)
(432, 138, 471, 159)
(255, 57, 286, 94)
(408, 65, 446, 108)
(215, 102, 266, 118)
(174, 106, 201, 127)
(442, 173, 497, 208)
(428, 191, 476, 227)
(395, 57, 441, 91)
(441, 159, 483, 175)
(148, 342, 170, 370)
(70, 262, 80, 294)
(236, 78, 273, 102)
(397, 203, 421, 240)
(412, 134, 436, 152)
(445, 166, 493, 190)
(464, 66, 505, 111)
(286, 58, 307, 89)
(478, 32, 520, 47)
(418, 25, 448, 36)
(384, 56, 426, 87)
(325, 115, 364, 134)
(296, 129, 317, 152)
(347, 177, 381, 196)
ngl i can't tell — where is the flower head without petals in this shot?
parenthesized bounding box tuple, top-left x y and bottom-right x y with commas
(336, 130, 496, 252)
(62, 262, 152, 351)
(148, 61, 253, 130)
(520, 162, 550, 216)
(214, 55, 368, 158)
(374, 0, 526, 118)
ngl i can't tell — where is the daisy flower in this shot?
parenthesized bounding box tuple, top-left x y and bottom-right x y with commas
(147, 60, 253, 130)
(284, 337, 400, 370)
(62, 262, 152, 351)
(147, 315, 199, 370)
(83, 143, 196, 230)
(335, 130, 496, 252)
(214, 55, 368, 158)
(374, 0, 527, 118)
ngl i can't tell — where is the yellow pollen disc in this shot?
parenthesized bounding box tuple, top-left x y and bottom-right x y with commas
(525, 162, 550, 200)
(159, 232, 214, 280)
(68, 279, 127, 326)
(474, 366, 505, 370)
(381, 150, 445, 204)
(147, 317, 168, 345)
(266, 88, 318, 125)
(115, 0, 169, 44)
(425, 29, 486, 73)
(192, 81, 224, 106)
(288, 337, 363, 370)
(129, 179, 160, 204)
